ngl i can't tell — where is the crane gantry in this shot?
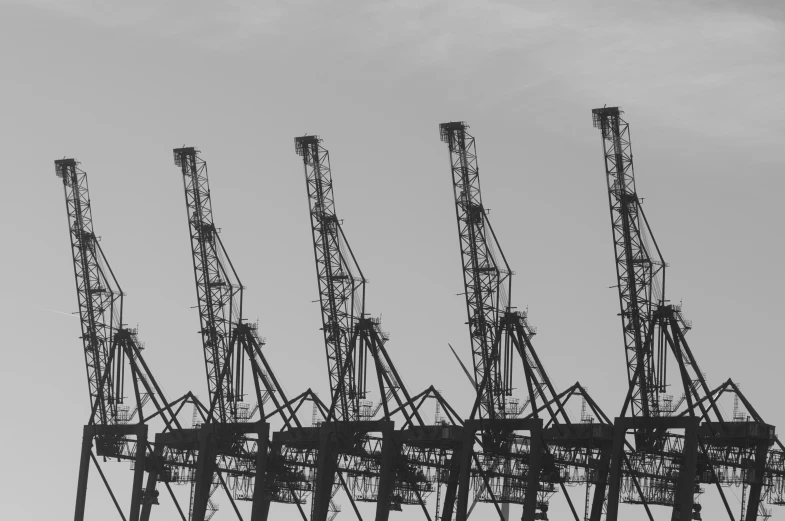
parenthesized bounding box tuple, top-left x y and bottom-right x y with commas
(438, 122, 616, 521)
(173, 147, 325, 521)
(591, 106, 785, 521)
(51, 110, 785, 521)
(295, 135, 465, 521)
(56, 158, 203, 521)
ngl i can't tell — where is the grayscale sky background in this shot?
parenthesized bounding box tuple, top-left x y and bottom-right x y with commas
(1, 1, 783, 519)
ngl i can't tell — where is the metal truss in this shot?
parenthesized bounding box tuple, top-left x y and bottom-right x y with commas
(173, 147, 322, 520)
(592, 107, 784, 521)
(55, 159, 203, 521)
(438, 122, 616, 521)
(295, 136, 466, 521)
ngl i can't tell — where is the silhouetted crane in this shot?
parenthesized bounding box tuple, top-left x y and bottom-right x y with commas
(295, 135, 464, 521)
(591, 107, 785, 521)
(439, 122, 614, 521)
(173, 147, 324, 521)
(56, 158, 200, 521)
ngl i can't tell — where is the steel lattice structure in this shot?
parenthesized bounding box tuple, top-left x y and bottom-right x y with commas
(295, 136, 427, 426)
(439, 122, 616, 521)
(173, 147, 324, 521)
(592, 107, 785, 521)
(53, 110, 784, 521)
(56, 158, 201, 521)
(295, 135, 466, 521)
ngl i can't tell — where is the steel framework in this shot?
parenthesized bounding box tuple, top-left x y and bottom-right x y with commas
(295, 135, 465, 521)
(438, 122, 615, 521)
(173, 147, 324, 521)
(591, 107, 785, 521)
(56, 158, 202, 521)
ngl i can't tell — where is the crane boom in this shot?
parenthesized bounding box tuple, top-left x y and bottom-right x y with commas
(439, 122, 616, 521)
(439, 122, 565, 424)
(297, 135, 363, 420)
(57, 158, 183, 432)
(591, 107, 785, 520)
(591, 107, 665, 420)
(173, 147, 320, 520)
(58, 158, 121, 427)
(295, 135, 467, 521)
(174, 148, 242, 423)
(56, 158, 194, 521)
(295, 135, 423, 425)
(591, 108, 720, 422)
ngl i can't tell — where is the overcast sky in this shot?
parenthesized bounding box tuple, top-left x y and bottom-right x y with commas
(2, 1, 783, 519)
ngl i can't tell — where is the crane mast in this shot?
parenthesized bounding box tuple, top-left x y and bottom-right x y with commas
(174, 147, 309, 426)
(592, 107, 668, 421)
(56, 158, 197, 521)
(439, 122, 616, 521)
(439, 123, 572, 424)
(174, 149, 243, 423)
(295, 135, 465, 521)
(173, 147, 323, 521)
(58, 158, 121, 427)
(298, 135, 364, 420)
(295, 136, 420, 424)
(440, 122, 509, 421)
(592, 107, 785, 521)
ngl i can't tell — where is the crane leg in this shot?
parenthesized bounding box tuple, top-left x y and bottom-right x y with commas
(744, 441, 769, 521)
(192, 426, 217, 521)
(129, 425, 148, 521)
(589, 443, 612, 521)
(312, 425, 337, 521)
(440, 449, 462, 521)
(139, 468, 159, 521)
(605, 421, 625, 521)
(671, 421, 697, 521)
(522, 426, 542, 521)
(455, 423, 475, 521)
(250, 422, 270, 521)
(140, 437, 165, 521)
(74, 426, 94, 521)
(375, 424, 394, 521)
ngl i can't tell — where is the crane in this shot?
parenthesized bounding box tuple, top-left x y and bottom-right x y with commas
(591, 107, 785, 521)
(295, 135, 464, 521)
(172, 147, 324, 521)
(56, 158, 200, 521)
(438, 122, 614, 521)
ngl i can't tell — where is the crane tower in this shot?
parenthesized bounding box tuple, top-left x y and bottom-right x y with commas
(295, 135, 465, 521)
(438, 122, 615, 521)
(55, 158, 201, 521)
(591, 107, 785, 521)
(173, 147, 324, 521)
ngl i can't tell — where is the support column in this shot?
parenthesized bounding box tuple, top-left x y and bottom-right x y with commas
(589, 443, 612, 521)
(312, 424, 338, 521)
(672, 419, 698, 521)
(605, 420, 626, 521)
(523, 421, 542, 521)
(129, 425, 148, 521)
(192, 425, 217, 521)
(440, 445, 463, 521)
(744, 438, 770, 521)
(74, 426, 94, 521)
(455, 421, 476, 521)
(250, 422, 270, 521)
(139, 458, 160, 521)
(375, 423, 395, 521)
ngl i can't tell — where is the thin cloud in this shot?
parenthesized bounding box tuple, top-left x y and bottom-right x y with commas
(13, 0, 287, 49)
(13, 0, 784, 143)
(348, 1, 785, 144)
